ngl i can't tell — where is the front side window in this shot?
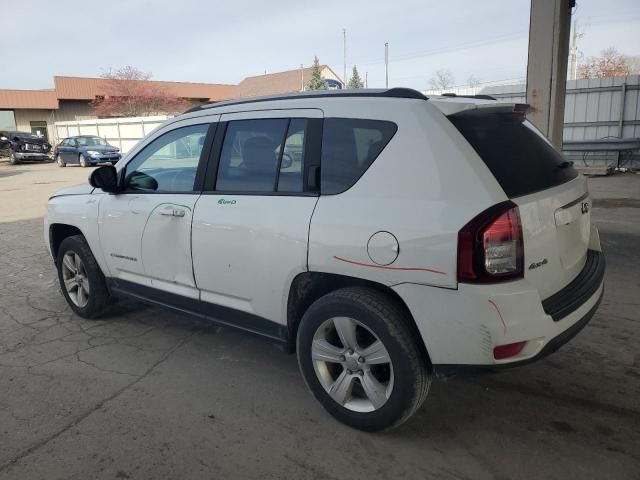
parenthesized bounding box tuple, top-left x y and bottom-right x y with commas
(321, 118, 397, 195)
(216, 118, 308, 193)
(124, 124, 209, 192)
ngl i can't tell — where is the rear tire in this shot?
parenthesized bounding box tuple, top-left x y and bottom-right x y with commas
(57, 154, 66, 167)
(56, 235, 114, 318)
(297, 287, 431, 431)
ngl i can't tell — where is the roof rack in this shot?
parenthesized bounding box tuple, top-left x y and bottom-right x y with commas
(440, 93, 497, 101)
(184, 88, 428, 114)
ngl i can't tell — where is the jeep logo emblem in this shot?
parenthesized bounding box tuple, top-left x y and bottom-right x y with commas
(218, 199, 236, 205)
(581, 202, 590, 214)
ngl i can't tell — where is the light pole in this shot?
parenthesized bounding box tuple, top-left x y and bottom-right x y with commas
(384, 42, 389, 88)
(343, 28, 347, 88)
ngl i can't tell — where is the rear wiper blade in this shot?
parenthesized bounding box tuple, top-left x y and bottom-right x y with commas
(557, 160, 574, 169)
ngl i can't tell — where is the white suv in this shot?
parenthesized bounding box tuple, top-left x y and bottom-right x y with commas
(45, 88, 605, 431)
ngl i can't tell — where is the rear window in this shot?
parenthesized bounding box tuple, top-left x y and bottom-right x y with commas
(321, 118, 397, 194)
(449, 114, 578, 198)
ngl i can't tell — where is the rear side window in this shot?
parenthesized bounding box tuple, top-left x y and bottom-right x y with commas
(321, 118, 397, 195)
(216, 118, 308, 193)
(449, 114, 578, 198)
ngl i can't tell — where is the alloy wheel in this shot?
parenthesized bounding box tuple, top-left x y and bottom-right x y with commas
(61, 251, 90, 308)
(311, 316, 394, 412)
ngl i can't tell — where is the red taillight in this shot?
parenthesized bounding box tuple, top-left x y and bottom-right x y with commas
(493, 341, 526, 360)
(457, 201, 523, 283)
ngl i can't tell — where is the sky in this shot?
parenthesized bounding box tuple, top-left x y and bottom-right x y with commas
(1, 0, 639, 91)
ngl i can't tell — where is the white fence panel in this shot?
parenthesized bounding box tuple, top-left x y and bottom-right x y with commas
(54, 115, 170, 154)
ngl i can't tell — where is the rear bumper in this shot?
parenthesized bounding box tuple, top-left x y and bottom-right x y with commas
(393, 249, 605, 373)
(434, 285, 603, 377)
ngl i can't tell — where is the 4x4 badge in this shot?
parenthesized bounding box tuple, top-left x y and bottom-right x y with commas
(218, 199, 236, 205)
(528, 258, 548, 270)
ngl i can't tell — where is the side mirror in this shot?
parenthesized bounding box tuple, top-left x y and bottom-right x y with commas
(89, 165, 119, 193)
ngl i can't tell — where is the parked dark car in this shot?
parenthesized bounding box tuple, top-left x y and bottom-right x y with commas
(54, 135, 121, 167)
(0, 131, 52, 164)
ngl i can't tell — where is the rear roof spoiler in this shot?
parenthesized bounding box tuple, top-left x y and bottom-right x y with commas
(443, 102, 531, 117)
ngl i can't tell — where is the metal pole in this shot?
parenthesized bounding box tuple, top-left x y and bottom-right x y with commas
(618, 82, 627, 139)
(365, 72, 368, 88)
(384, 42, 389, 88)
(300, 64, 304, 91)
(343, 29, 347, 88)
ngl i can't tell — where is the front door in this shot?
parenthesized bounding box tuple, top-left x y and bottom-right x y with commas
(61, 139, 78, 163)
(192, 109, 322, 328)
(98, 120, 215, 299)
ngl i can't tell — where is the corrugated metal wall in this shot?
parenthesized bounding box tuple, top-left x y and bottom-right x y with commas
(483, 75, 640, 142)
(426, 75, 640, 167)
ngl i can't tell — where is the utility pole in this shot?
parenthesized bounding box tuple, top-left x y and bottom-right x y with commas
(365, 71, 368, 88)
(300, 63, 304, 91)
(384, 42, 389, 88)
(568, 19, 583, 80)
(343, 28, 347, 88)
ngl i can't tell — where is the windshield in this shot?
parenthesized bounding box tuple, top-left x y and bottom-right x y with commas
(77, 137, 109, 147)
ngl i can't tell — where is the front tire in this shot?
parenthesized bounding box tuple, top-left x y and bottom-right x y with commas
(297, 287, 431, 431)
(56, 235, 113, 318)
(57, 154, 66, 167)
(9, 152, 18, 165)
(79, 154, 88, 167)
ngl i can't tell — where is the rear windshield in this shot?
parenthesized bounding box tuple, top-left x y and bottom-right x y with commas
(449, 113, 578, 198)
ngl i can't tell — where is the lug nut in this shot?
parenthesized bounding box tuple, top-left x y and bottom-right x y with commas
(358, 357, 365, 363)
(347, 369, 353, 375)
(357, 370, 364, 376)
(339, 355, 345, 361)
(347, 349, 354, 355)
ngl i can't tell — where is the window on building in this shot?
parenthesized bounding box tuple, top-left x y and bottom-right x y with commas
(320, 118, 397, 194)
(0, 111, 17, 132)
(30, 121, 48, 141)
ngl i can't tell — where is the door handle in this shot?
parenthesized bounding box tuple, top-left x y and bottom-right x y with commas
(159, 206, 186, 217)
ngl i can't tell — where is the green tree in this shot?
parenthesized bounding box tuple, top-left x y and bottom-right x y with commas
(307, 56, 327, 90)
(347, 65, 364, 88)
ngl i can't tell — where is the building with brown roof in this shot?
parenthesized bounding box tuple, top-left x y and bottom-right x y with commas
(0, 66, 343, 144)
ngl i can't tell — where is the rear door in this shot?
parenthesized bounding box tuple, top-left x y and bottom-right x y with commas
(449, 111, 590, 299)
(191, 109, 322, 327)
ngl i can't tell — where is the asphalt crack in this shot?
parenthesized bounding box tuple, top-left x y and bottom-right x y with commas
(0, 330, 195, 474)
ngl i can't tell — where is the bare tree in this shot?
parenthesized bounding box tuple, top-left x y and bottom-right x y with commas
(577, 47, 631, 79)
(429, 69, 454, 90)
(467, 75, 481, 88)
(91, 66, 190, 117)
(623, 55, 640, 75)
